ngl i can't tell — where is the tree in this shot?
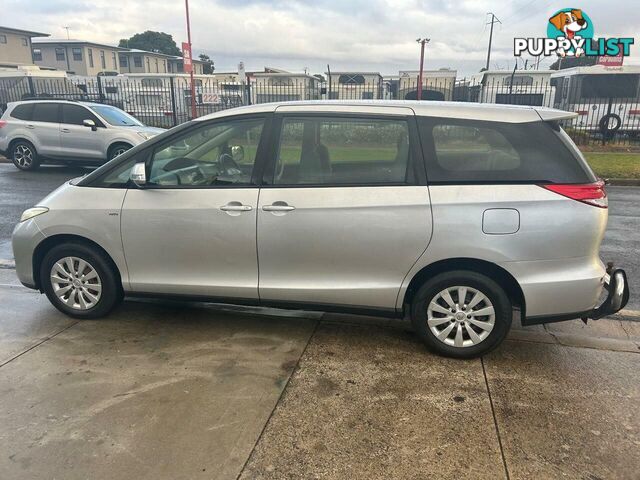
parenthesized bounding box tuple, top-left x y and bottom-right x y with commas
(198, 54, 215, 74)
(119, 31, 181, 56)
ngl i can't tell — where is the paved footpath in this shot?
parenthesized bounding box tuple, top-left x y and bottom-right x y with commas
(0, 269, 638, 480)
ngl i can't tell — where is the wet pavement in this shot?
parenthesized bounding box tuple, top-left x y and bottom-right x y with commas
(0, 269, 638, 480)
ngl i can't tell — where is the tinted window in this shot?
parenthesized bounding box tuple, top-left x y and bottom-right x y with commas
(10, 104, 34, 120)
(32, 103, 60, 123)
(147, 118, 265, 187)
(272, 116, 412, 186)
(581, 74, 638, 99)
(419, 118, 594, 184)
(61, 104, 101, 126)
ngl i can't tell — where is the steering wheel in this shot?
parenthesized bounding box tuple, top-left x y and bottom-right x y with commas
(218, 153, 240, 175)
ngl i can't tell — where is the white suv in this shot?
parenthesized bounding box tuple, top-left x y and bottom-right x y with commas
(0, 100, 164, 170)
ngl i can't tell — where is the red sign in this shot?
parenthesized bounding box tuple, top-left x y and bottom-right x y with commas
(598, 47, 624, 67)
(182, 42, 193, 73)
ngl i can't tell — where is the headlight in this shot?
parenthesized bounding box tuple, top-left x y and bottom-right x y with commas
(20, 207, 49, 222)
(137, 131, 156, 140)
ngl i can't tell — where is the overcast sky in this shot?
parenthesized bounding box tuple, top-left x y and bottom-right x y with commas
(3, 0, 639, 76)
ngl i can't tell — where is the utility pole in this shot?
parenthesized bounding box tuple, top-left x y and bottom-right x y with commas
(62, 26, 70, 39)
(416, 37, 430, 100)
(184, 0, 197, 120)
(485, 13, 501, 71)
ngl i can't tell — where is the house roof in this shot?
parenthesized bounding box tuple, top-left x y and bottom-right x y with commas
(32, 38, 128, 51)
(0, 25, 49, 37)
(120, 48, 177, 59)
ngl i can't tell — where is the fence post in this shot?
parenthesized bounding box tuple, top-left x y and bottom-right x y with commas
(169, 76, 178, 127)
(27, 76, 36, 98)
(96, 75, 104, 103)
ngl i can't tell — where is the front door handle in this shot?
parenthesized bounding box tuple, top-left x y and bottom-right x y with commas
(262, 203, 295, 212)
(25, 124, 35, 129)
(220, 202, 252, 212)
(61, 128, 71, 133)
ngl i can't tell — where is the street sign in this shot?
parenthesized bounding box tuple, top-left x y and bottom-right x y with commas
(182, 42, 193, 73)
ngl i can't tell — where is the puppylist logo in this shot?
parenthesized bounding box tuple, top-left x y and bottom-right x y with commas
(514, 8, 634, 59)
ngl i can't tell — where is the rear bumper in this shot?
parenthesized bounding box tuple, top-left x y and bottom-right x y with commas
(523, 268, 630, 325)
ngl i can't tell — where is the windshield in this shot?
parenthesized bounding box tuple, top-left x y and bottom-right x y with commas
(91, 105, 143, 127)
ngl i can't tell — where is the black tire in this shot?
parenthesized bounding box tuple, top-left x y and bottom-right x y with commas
(410, 270, 512, 359)
(40, 242, 123, 319)
(108, 143, 132, 161)
(11, 140, 40, 171)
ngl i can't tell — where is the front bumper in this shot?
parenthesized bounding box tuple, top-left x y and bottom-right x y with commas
(588, 268, 630, 320)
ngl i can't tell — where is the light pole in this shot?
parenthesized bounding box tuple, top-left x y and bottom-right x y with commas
(185, 0, 197, 120)
(416, 38, 430, 101)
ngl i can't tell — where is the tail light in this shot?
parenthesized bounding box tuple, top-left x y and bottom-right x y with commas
(540, 180, 607, 208)
(0, 120, 7, 128)
(629, 109, 640, 115)
(576, 110, 589, 115)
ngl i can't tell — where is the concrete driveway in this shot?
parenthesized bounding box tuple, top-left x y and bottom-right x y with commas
(0, 268, 638, 480)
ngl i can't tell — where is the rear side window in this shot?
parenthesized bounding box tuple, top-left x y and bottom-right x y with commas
(418, 118, 595, 184)
(10, 104, 34, 120)
(31, 103, 61, 123)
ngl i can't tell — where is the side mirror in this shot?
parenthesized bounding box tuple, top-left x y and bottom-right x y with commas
(231, 145, 244, 163)
(83, 119, 97, 131)
(130, 162, 147, 187)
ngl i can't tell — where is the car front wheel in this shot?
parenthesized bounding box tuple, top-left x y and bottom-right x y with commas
(11, 140, 40, 171)
(40, 243, 123, 319)
(108, 143, 132, 160)
(411, 270, 512, 358)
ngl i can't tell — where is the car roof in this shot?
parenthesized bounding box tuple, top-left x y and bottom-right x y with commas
(194, 100, 576, 124)
(8, 99, 110, 107)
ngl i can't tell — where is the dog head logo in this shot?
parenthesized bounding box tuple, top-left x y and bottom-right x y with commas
(547, 8, 594, 57)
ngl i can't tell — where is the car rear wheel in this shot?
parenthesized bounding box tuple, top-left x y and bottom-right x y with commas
(411, 270, 512, 358)
(40, 243, 123, 319)
(11, 140, 40, 171)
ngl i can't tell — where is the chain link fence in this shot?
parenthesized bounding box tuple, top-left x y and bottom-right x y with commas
(1, 71, 639, 147)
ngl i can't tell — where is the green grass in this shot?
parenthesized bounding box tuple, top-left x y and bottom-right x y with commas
(583, 152, 640, 179)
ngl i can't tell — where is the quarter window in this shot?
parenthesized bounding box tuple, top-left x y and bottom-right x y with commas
(10, 104, 34, 120)
(273, 116, 412, 185)
(147, 118, 265, 187)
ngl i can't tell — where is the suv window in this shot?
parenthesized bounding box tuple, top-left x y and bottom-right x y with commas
(31, 103, 61, 123)
(418, 118, 594, 184)
(10, 104, 34, 120)
(147, 118, 265, 187)
(61, 104, 103, 126)
(272, 116, 412, 185)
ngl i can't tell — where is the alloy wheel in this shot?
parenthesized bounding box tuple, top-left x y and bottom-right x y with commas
(14, 145, 34, 168)
(50, 256, 102, 310)
(426, 285, 495, 348)
(111, 147, 129, 159)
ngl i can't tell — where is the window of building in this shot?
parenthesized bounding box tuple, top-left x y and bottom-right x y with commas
(100, 50, 106, 69)
(111, 51, 117, 68)
(272, 116, 412, 186)
(145, 58, 150, 72)
(162, 60, 166, 72)
(32, 48, 42, 61)
(21, 37, 28, 46)
(338, 74, 365, 85)
(88, 48, 94, 67)
(361, 92, 374, 100)
(119, 54, 128, 67)
(55, 48, 65, 61)
(72, 47, 82, 61)
(133, 56, 142, 68)
(0, 35, 7, 44)
(154, 58, 159, 72)
(141, 78, 163, 87)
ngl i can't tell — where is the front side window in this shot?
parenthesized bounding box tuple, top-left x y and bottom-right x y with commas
(72, 47, 82, 61)
(91, 105, 142, 126)
(147, 118, 265, 187)
(419, 118, 594, 184)
(272, 116, 412, 185)
(61, 104, 102, 126)
(31, 103, 60, 123)
(55, 48, 65, 61)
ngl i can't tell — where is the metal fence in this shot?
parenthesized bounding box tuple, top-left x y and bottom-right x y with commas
(1, 72, 639, 147)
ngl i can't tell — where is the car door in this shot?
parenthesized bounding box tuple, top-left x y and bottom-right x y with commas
(257, 106, 433, 311)
(120, 115, 269, 299)
(29, 102, 62, 156)
(59, 104, 108, 159)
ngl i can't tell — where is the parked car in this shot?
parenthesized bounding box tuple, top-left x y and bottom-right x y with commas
(0, 100, 164, 170)
(12, 101, 629, 358)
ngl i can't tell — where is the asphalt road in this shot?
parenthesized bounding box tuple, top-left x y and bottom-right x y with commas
(0, 162, 638, 310)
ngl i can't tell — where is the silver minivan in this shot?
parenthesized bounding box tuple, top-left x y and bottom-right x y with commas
(0, 100, 164, 170)
(11, 101, 629, 358)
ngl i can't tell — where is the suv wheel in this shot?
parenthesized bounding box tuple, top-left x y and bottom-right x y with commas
(40, 243, 123, 319)
(12, 140, 40, 171)
(108, 143, 132, 160)
(411, 271, 512, 358)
